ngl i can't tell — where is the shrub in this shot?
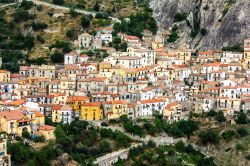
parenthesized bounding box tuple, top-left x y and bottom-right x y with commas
(53, 0, 64, 5)
(22, 130, 31, 139)
(20, 0, 34, 10)
(200, 28, 207, 36)
(66, 29, 76, 39)
(191, 30, 199, 38)
(81, 15, 91, 28)
(101, 122, 108, 127)
(215, 110, 226, 123)
(206, 110, 217, 117)
(13, 9, 30, 22)
(175, 141, 186, 152)
(33, 135, 45, 143)
(237, 127, 248, 137)
(32, 22, 48, 31)
(235, 112, 248, 124)
(174, 12, 187, 22)
(36, 35, 45, 44)
(236, 143, 247, 151)
(221, 130, 235, 142)
(203, 5, 209, 10)
(70, 8, 78, 18)
(222, 7, 229, 17)
(199, 129, 220, 145)
(93, 2, 100, 12)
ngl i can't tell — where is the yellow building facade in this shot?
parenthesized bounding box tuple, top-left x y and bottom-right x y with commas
(81, 102, 103, 121)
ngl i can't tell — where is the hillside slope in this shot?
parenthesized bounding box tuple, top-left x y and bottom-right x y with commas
(150, 0, 250, 50)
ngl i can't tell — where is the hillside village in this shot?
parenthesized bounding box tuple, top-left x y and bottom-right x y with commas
(0, 0, 249, 166)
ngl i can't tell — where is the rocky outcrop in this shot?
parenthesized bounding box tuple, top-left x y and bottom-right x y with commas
(150, 0, 250, 50)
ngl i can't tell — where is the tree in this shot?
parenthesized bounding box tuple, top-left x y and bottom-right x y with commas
(177, 120, 198, 138)
(20, 0, 34, 10)
(54, 125, 67, 144)
(93, 2, 100, 12)
(206, 110, 217, 117)
(23, 33, 35, 50)
(70, 8, 78, 18)
(81, 15, 91, 28)
(100, 128, 113, 138)
(98, 140, 112, 154)
(13, 9, 30, 22)
(52, 0, 64, 5)
(199, 129, 220, 145)
(174, 12, 187, 22)
(32, 21, 48, 31)
(7, 142, 32, 163)
(215, 110, 226, 123)
(22, 130, 31, 139)
(175, 141, 186, 152)
(66, 29, 75, 39)
(115, 132, 130, 148)
(235, 112, 248, 124)
(51, 51, 64, 63)
(200, 28, 207, 36)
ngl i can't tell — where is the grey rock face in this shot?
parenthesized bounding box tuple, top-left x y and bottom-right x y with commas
(150, 0, 250, 50)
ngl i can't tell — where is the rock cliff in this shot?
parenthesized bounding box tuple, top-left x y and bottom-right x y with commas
(150, 0, 250, 50)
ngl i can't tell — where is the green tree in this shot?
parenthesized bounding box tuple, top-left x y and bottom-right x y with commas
(54, 125, 67, 144)
(22, 130, 31, 139)
(174, 12, 187, 22)
(70, 8, 78, 18)
(50, 51, 64, 63)
(100, 128, 113, 138)
(115, 132, 130, 148)
(237, 127, 248, 137)
(235, 112, 248, 124)
(93, 2, 100, 11)
(53, 0, 64, 5)
(215, 110, 226, 123)
(98, 140, 112, 154)
(177, 120, 198, 138)
(81, 15, 91, 28)
(7, 142, 32, 163)
(200, 28, 207, 36)
(66, 29, 75, 39)
(221, 130, 235, 142)
(175, 141, 186, 152)
(199, 129, 220, 145)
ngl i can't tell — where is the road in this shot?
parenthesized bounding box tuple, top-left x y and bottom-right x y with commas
(29, 0, 120, 22)
(0, 2, 17, 8)
(1, 0, 120, 22)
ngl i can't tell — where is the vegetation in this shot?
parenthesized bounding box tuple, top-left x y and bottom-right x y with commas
(199, 129, 220, 145)
(167, 25, 179, 43)
(50, 51, 64, 63)
(52, 0, 64, 5)
(215, 110, 226, 123)
(110, 37, 128, 52)
(81, 15, 92, 28)
(200, 28, 207, 36)
(32, 21, 48, 31)
(221, 130, 235, 142)
(203, 4, 209, 10)
(222, 44, 244, 52)
(113, 12, 157, 37)
(8, 119, 133, 165)
(174, 12, 187, 22)
(115, 141, 216, 166)
(235, 111, 248, 124)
